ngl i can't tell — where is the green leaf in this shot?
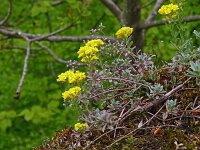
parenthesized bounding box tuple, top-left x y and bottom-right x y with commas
(31, 6, 41, 17)
(6, 110, 17, 118)
(0, 111, 6, 120)
(31, 106, 42, 113)
(31, 1, 51, 17)
(18, 109, 29, 116)
(48, 101, 59, 110)
(0, 119, 12, 131)
(24, 110, 34, 121)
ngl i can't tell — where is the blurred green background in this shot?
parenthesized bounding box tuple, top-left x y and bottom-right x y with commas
(0, 0, 199, 149)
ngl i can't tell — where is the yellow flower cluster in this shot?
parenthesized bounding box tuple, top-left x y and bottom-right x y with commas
(77, 39, 104, 62)
(57, 70, 86, 83)
(85, 39, 104, 47)
(62, 86, 81, 100)
(57, 69, 86, 100)
(158, 3, 179, 18)
(74, 122, 88, 131)
(115, 27, 134, 39)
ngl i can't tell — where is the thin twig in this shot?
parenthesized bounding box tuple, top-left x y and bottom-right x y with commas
(119, 78, 191, 123)
(114, 105, 127, 137)
(83, 127, 125, 150)
(31, 23, 74, 42)
(192, 96, 199, 108)
(146, 0, 165, 23)
(134, 77, 192, 112)
(35, 41, 69, 64)
(35, 41, 85, 66)
(100, 0, 122, 22)
(114, 85, 142, 125)
(179, 102, 192, 121)
(105, 104, 165, 149)
(88, 86, 138, 99)
(141, 15, 200, 29)
(15, 38, 31, 99)
(0, 0, 12, 26)
(88, 77, 150, 89)
(142, 0, 156, 8)
(51, 0, 66, 6)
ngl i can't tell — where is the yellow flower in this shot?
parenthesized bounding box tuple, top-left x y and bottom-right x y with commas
(85, 39, 104, 47)
(74, 71, 87, 82)
(158, 3, 179, 17)
(115, 27, 133, 39)
(77, 46, 99, 62)
(57, 72, 68, 82)
(74, 122, 88, 131)
(91, 55, 99, 61)
(62, 86, 81, 100)
(77, 40, 102, 62)
(67, 70, 86, 83)
(57, 70, 86, 83)
(77, 46, 89, 58)
(81, 57, 87, 63)
(78, 46, 99, 57)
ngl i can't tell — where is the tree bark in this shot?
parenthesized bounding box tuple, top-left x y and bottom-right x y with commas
(122, 0, 144, 51)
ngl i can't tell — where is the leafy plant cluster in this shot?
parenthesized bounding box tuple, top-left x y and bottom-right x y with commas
(36, 24, 200, 149)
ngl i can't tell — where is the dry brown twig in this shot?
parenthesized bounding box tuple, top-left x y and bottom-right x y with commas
(104, 103, 166, 149)
(83, 78, 192, 149)
(116, 77, 192, 126)
(88, 86, 138, 100)
(134, 77, 192, 112)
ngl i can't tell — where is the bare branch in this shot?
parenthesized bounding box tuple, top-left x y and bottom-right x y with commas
(142, 0, 156, 8)
(15, 38, 31, 99)
(100, 0, 122, 22)
(31, 23, 74, 42)
(51, 0, 66, 6)
(133, 77, 191, 112)
(146, 0, 165, 23)
(34, 41, 71, 64)
(35, 41, 85, 66)
(0, 27, 115, 42)
(0, 0, 12, 26)
(1, 46, 42, 51)
(141, 15, 200, 29)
